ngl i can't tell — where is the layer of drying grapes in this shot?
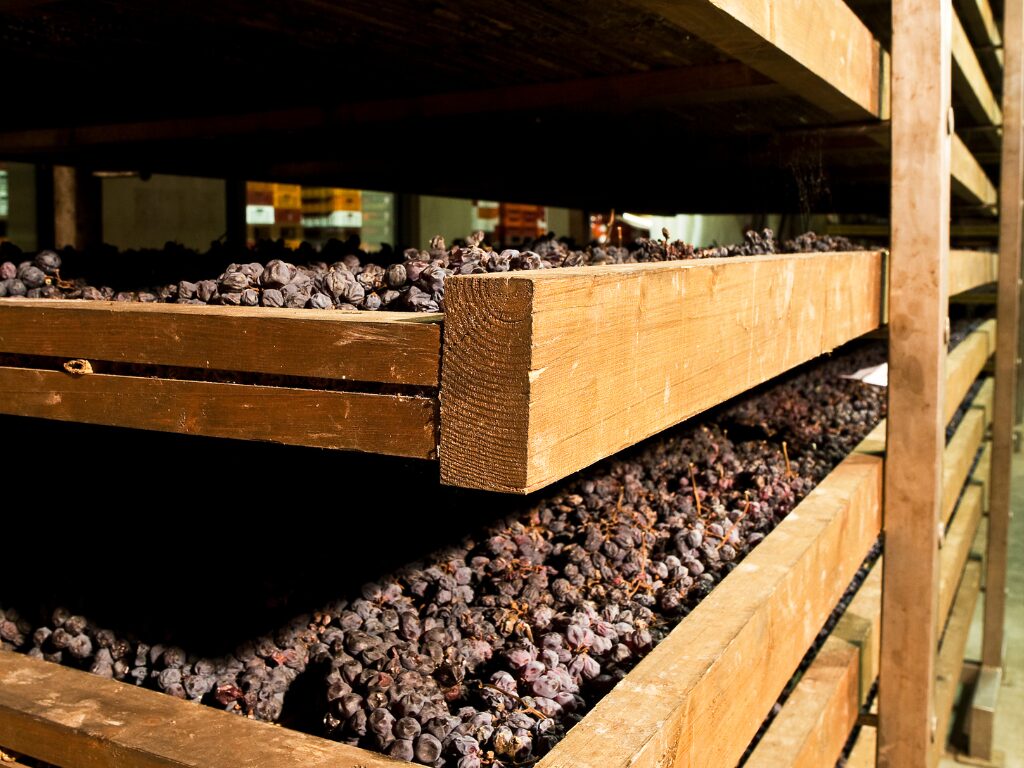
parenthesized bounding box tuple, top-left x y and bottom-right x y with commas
(0, 342, 886, 768)
(0, 230, 860, 313)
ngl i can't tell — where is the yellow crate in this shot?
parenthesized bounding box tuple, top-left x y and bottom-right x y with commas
(272, 184, 303, 210)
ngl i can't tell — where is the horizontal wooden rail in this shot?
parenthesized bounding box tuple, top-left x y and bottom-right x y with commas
(952, 133, 999, 206)
(847, 724, 877, 767)
(949, 250, 999, 296)
(945, 321, 996, 424)
(955, 0, 1004, 75)
(943, 408, 987, 526)
(0, 653, 403, 768)
(939, 484, 984, 625)
(0, 367, 439, 459)
(833, 561, 885, 703)
(441, 251, 884, 493)
(0, 299, 443, 387)
(540, 453, 883, 768)
(972, 440, 994, 512)
(953, 10, 1003, 125)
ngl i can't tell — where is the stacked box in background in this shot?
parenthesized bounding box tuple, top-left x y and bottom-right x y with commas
(498, 203, 546, 244)
(245, 182, 304, 248)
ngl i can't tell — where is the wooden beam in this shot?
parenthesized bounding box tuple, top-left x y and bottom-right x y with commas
(968, 665, 1002, 760)
(0, 299, 443, 387)
(949, 249, 999, 295)
(955, 0, 1004, 81)
(628, 0, 888, 120)
(880, 0, 951, 762)
(952, 133, 999, 206)
(984, 0, 1024, 676)
(834, 560, 885, 703)
(945, 323, 996, 424)
(848, 725, 878, 768)
(0, 652, 402, 768)
(971, 376, 996, 426)
(971, 440, 993, 512)
(745, 637, 861, 768)
(0, 366, 439, 460)
(440, 251, 884, 493)
(943, 408, 986, 527)
(52, 166, 100, 250)
(539, 453, 883, 768)
(934, 561, 983, 761)
(938, 484, 984, 625)
(952, 10, 1003, 125)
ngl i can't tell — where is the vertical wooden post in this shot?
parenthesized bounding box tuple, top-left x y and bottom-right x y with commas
(53, 166, 100, 249)
(878, 0, 951, 764)
(973, 0, 1024, 757)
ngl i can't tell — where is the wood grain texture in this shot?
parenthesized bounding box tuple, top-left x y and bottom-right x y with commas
(952, 133, 998, 206)
(944, 324, 995, 424)
(943, 408, 986, 526)
(0, 652, 402, 768)
(939, 484, 984, 626)
(440, 252, 884, 493)
(984, 0, 1024, 671)
(834, 559, 884, 704)
(848, 725, 878, 768)
(745, 637, 861, 768)
(971, 376, 996, 427)
(0, 366, 438, 459)
(881, 0, 951, 761)
(948, 250, 998, 296)
(0, 299, 442, 387)
(952, 10, 1003, 125)
(934, 561, 982, 762)
(539, 453, 883, 768)
(629, 0, 886, 119)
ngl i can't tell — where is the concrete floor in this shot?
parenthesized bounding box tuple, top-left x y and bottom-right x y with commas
(942, 446, 1024, 767)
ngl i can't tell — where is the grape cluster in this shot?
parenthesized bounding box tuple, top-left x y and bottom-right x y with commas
(0, 343, 889, 766)
(0, 229, 865, 314)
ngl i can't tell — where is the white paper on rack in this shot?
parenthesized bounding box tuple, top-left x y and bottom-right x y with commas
(841, 362, 889, 387)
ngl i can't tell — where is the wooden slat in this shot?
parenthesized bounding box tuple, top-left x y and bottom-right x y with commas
(745, 637, 861, 768)
(971, 376, 996, 426)
(0, 652, 401, 768)
(948, 250, 999, 296)
(968, 665, 1002, 759)
(440, 251, 884, 493)
(855, 419, 888, 456)
(984, 0, 1024, 676)
(955, 0, 1004, 79)
(598, 0, 890, 120)
(0, 366, 438, 459)
(952, 133, 999, 206)
(952, 10, 1003, 125)
(934, 561, 983, 761)
(971, 440, 993, 512)
(848, 725, 877, 768)
(539, 453, 883, 768)
(881, 0, 951, 761)
(943, 408, 986, 527)
(834, 560, 884, 704)
(939, 484, 984, 625)
(0, 299, 443, 387)
(945, 324, 995, 424)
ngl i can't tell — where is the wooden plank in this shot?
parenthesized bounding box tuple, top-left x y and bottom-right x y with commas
(984, 0, 1024, 675)
(0, 366, 438, 459)
(952, 133, 999, 206)
(968, 665, 1002, 760)
(848, 725, 878, 768)
(971, 440, 993, 512)
(939, 484, 984, 625)
(945, 325, 995, 424)
(52, 166, 100, 250)
(952, 10, 1003, 125)
(629, 0, 887, 120)
(745, 637, 861, 768)
(949, 250, 999, 296)
(440, 251, 884, 493)
(855, 419, 888, 456)
(539, 452, 883, 768)
(943, 408, 986, 527)
(0, 652, 401, 768)
(934, 561, 983, 761)
(0, 299, 443, 387)
(971, 376, 996, 427)
(955, 0, 1004, 81)
(834, 560, 884, 704)
(881, 0, 951, 762)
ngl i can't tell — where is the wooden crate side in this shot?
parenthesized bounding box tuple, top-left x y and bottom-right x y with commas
(629, 0, 886, 119)
(952, 133, 998, 206)
(948, 250, 999, 296)
(952, 10, 1003, 125)
(943, 408, 986, 526)
(0, 652, 402, 768)
(0, 299, 443, 387)
(847, 725, 877, 768)
(945, 326, 994, 424)
(0, 366, 438, 459)
(971, 376, 996, 427)
(834, 560, 884, 704)
(441, 252, 884, 493)
(538, 453, 883, 768)
(971, 441, 993, 512)
(939, 485, 984, 626)
(745, 638, 861, 768)
(934, 561, 983, 761)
